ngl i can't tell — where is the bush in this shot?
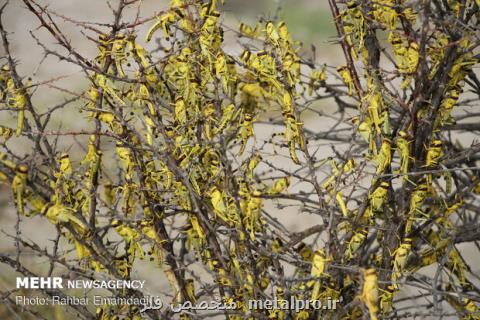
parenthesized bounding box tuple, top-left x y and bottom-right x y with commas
(1, 0, 479, 319)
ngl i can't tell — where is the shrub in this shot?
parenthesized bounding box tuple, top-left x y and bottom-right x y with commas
(1, 0, 479, 319)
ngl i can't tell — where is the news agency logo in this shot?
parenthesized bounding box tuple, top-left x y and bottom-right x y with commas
(16, 277, 145, 289)
(16, 277, 63, 289)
